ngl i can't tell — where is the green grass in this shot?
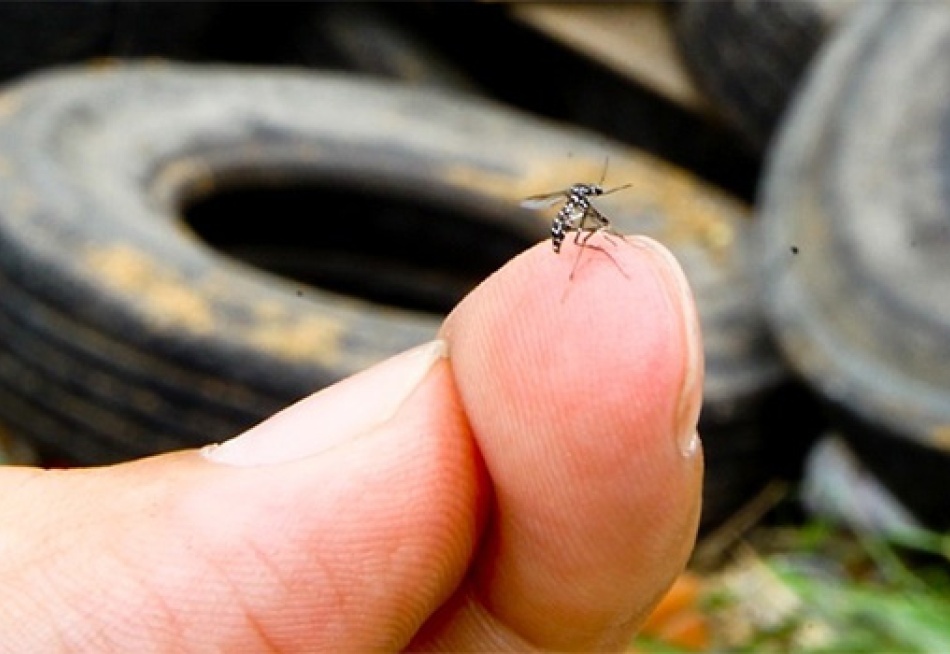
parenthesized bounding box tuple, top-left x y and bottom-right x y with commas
(636, 521, 950, 652)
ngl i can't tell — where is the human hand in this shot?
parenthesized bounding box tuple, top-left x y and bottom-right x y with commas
(0, 236, 703, 651)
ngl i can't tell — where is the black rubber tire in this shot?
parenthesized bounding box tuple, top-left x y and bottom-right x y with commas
(0, 2, 112, 80)
(758, 2, 950, 528)
(295, 4, 476, 91)
(674, 0, 857, 150)
(0, 2, 217, 81)
(0, 64, 780, 528)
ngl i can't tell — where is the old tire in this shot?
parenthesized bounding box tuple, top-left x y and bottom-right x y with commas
(674, 0, 857, 150)
(0, 63, 780, 528)
(759, 2, 950, 528)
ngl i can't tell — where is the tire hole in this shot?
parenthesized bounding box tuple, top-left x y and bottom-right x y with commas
(183, 183, 536, 315)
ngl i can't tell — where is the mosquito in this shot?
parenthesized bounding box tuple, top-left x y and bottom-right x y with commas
(521, 170, 631, 278)
(521, 181, 631, 253)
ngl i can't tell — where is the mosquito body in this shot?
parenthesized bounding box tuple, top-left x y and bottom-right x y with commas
(521, 182, 630, 253)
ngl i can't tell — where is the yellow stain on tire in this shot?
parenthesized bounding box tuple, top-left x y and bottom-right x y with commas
(931, 425, 950, 452)
(83, 244, 343, 365)
(84, 244, 215, 334)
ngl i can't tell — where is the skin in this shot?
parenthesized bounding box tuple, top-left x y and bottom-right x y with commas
(0, 237, 703, 652)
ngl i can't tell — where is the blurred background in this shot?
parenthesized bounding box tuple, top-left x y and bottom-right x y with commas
(0, 2, 948, 650)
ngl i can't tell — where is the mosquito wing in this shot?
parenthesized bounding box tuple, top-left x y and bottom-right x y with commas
(520, 190, 569, 210)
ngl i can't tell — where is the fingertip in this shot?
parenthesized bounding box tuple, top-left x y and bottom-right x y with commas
(436, 236, 704, 648)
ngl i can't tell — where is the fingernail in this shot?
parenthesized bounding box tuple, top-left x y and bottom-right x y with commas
(203, 339, 448, 466)
(680, 429, 701, 459)
(630, 236, 705, 458)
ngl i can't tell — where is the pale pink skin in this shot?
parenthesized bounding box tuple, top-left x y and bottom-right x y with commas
(0, 236, 703, 652)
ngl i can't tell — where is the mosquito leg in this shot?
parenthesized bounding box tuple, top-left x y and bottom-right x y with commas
(568, 228, 602, 280)
(569, 230, 589, 280)
(569, 228, 630, 280)
(600, 230, 621, 248)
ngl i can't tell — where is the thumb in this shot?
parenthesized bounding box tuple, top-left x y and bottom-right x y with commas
(0, 340, 483, 652)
